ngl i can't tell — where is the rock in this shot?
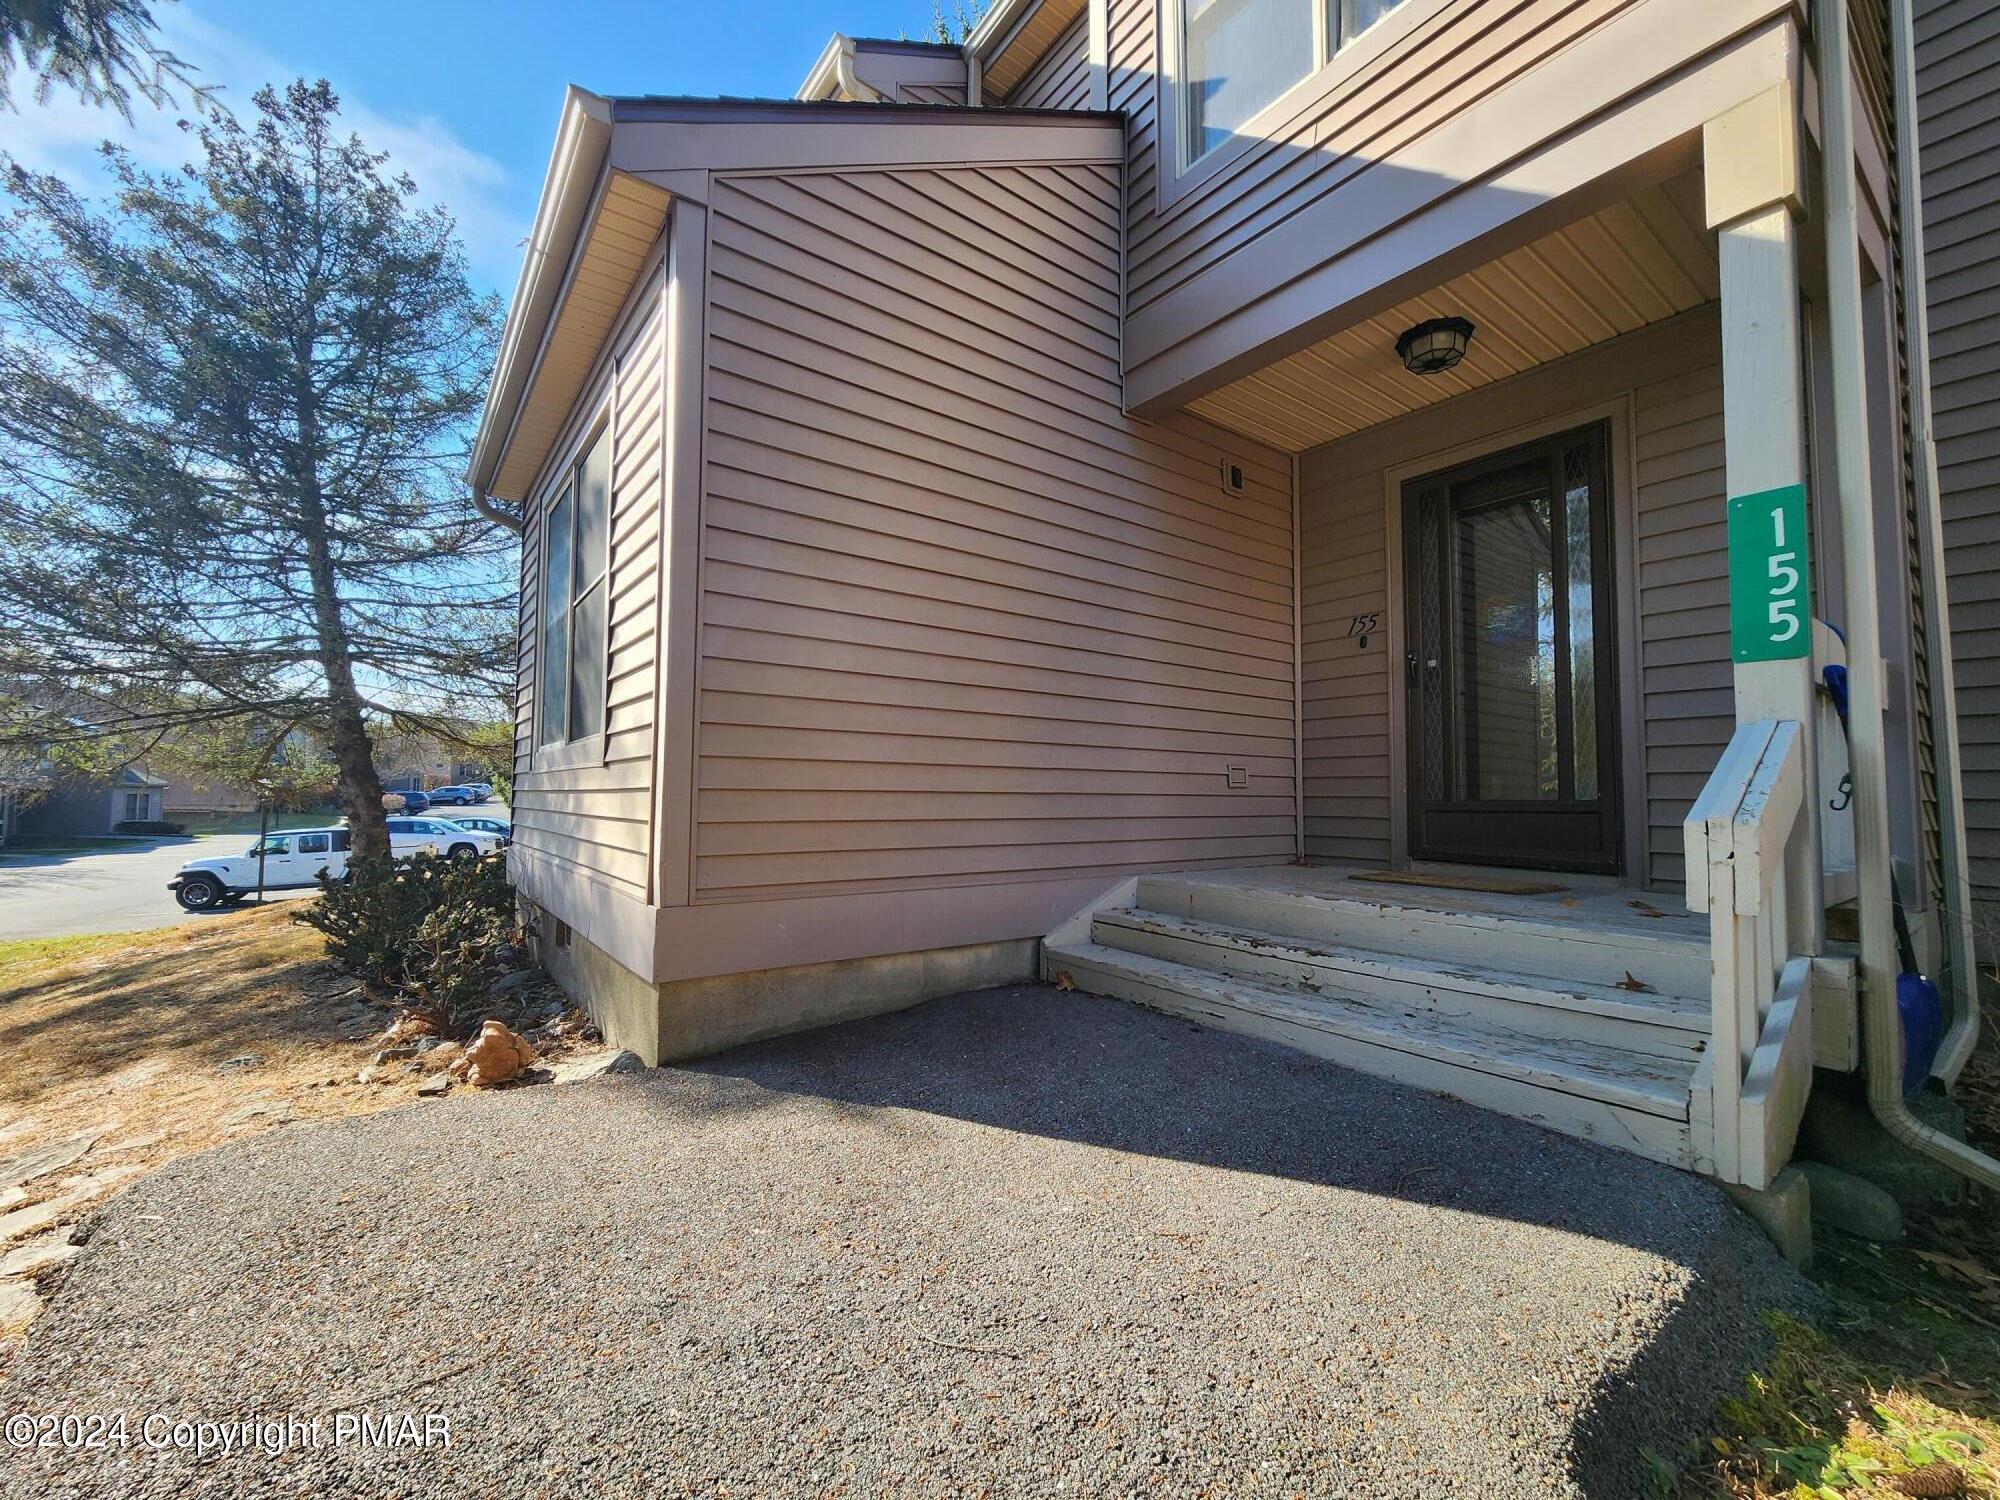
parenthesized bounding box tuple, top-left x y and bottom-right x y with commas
(455, 1020, 537, 1086)
(1, 1232, 80, 1279)
(415, 1074, 451, 1097)
(0, 1200, 62, 1246)
(1796, 1160, 1905, 1243)
(355, 1066, 385, 1085)
(1797, 1088, 1967, 1210)
(550, 1049, 646, 1085)
(413, 1035, 444, 1053)
(0, 1130, 103, 1193)
(217, 1053, 264, 1070)
(493, 968, 547, 996)
(0, 1278, 42, 1337)
(426, 1041, 465, 1069)
(223, 1100, 295, 1131)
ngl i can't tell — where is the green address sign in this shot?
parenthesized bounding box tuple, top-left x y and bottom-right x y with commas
(1728, 483, 1811, 663)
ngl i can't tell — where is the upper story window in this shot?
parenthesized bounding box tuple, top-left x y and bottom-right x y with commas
(538, 423, 611, 748)
(1181, 0, 1409, 166)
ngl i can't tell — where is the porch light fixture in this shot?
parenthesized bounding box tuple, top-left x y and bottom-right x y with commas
(1395, 316, 1476, 375)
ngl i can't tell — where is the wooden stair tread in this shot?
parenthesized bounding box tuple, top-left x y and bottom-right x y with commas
(1047, 939, 1697, 1120)
(1092, 908, 1711, 1028)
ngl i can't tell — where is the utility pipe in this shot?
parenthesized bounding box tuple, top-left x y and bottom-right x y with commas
(1823, 0, 2000, 1190)
(1889, 0, 1982, 1082)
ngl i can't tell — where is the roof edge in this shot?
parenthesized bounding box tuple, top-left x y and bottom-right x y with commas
(467, 86, 614, 505)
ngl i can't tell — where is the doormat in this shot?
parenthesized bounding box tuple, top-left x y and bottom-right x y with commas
(1349, 870, 1568, 896)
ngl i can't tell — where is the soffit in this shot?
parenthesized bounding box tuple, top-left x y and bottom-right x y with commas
(1184, 172, 1719, 454)
(985, 0, 1088, 99)
(491, 171, 671, 501)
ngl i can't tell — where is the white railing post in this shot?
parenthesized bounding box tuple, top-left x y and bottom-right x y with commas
(1687, 720, 1816, 1188)
(1707, 84, 1824, 960)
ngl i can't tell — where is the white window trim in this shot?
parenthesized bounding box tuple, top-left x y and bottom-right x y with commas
(531, 402, 613, 775)
(1154, 0, 1459, 214)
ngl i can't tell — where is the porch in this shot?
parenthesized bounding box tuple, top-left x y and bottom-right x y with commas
(1046, 841, 1854, 1187)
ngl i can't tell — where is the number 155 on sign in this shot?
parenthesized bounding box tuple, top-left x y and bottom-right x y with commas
(1728, 484, 1811, 662)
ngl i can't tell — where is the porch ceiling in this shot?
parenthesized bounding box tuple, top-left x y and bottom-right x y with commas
(1183, 172, 1718, 454)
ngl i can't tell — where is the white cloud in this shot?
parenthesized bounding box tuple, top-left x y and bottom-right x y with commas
(3, 4, 525, 291)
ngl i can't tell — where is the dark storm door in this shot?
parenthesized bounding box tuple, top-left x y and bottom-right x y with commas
(1402, 421, 1622, 874)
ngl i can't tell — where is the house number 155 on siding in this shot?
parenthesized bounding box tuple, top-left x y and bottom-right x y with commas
(1727, 483, 1811, 663)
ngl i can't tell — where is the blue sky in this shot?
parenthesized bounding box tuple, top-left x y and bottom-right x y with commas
(8, 0, 961, 293)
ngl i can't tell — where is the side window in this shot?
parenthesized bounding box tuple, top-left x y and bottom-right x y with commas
(253, 836, 291, 856)
(297, 833, 330, 855)
(1179, 0, 1410, 167)
(332, 830, 352, 852)
(538, 423, 611, 746)
(386, 819, 412, 834)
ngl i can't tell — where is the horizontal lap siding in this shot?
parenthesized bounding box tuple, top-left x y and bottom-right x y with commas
(1297, 313, 1726, 887)
(698, 164, 1295, 903)
(1918, 0, 2000, 947)
(1004, 12, 1090, 111)
(512, 280, 666, 900)
(1115, 0, 1644, 322)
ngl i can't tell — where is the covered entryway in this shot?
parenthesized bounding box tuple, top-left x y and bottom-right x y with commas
(1402, 420, 1622, 874)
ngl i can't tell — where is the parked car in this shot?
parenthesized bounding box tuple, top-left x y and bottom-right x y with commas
(427, 785, 486, 806)
(389, 788, 431, 813)
(168, 820, 504, 910)
(442, 814, 511, 842)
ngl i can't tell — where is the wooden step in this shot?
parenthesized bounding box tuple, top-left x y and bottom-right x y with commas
(1136, 874, 1710, 999)
(1046, 939, 1697, 1169)
(1091, 908, 1711, 1061)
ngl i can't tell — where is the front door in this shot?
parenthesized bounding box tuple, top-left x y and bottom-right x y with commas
(1402, 421, 1621, 873)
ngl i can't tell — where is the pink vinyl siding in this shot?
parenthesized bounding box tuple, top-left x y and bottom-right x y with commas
(511, 270, 668, 902)
(693, 160, 1297, 903)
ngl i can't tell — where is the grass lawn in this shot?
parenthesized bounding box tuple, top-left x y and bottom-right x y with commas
(0, 908, 415, 1183)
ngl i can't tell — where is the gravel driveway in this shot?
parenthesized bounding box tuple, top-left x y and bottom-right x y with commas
(4, 985, 1808, 1498)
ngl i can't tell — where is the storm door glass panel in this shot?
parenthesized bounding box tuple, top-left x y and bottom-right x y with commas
(1184, 0, 1314, 161)
(1451, 489, 1558, 802)
(538, 486, 572, 746)
(1563, 442, 1599, 802)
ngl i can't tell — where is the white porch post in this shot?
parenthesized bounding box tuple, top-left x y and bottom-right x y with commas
(1705, 82, 1823, 958)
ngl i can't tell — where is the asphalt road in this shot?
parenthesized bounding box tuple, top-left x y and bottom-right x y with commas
(0, 835, 316, 941)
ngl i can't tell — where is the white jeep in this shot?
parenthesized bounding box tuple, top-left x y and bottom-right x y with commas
(168, 819, 504, 911)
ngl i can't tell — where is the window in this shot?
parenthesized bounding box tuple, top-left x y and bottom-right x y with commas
(331, 830, 351, 852)
(123, 791, 142, 821)
(386, 819, 414, 834)
(252, 836, 291, 857)
(297, 833, 330, 855)
(1180, 0, 1409, 165)
(538, 424, 611, 747)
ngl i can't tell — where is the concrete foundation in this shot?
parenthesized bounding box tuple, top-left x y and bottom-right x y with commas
(526, 899, 1038, 1064)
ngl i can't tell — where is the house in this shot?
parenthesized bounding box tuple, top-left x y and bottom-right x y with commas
(1917, 0, 2000, 957)
(468, 0, 1983, 1205)
(11, 765, 170, 838)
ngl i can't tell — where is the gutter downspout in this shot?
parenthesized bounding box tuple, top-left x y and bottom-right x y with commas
(1889, 0, 1982, 1082)
(1824, 0, 2000, 1191)
(834, 39, 885, 103)
(471, 485, 524, 535)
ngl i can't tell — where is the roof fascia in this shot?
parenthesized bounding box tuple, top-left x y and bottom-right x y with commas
(467, 86, 614, 503)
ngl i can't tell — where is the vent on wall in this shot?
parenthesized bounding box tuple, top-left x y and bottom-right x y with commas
(1224, 765, 1249, 789)
(1220, 459, 1248, 495)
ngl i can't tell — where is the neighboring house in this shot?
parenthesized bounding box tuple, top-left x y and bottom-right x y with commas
(13, 766, 170, 838)
(1917, 0, 2000, 956)
(469, 0, 1971, 1199)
